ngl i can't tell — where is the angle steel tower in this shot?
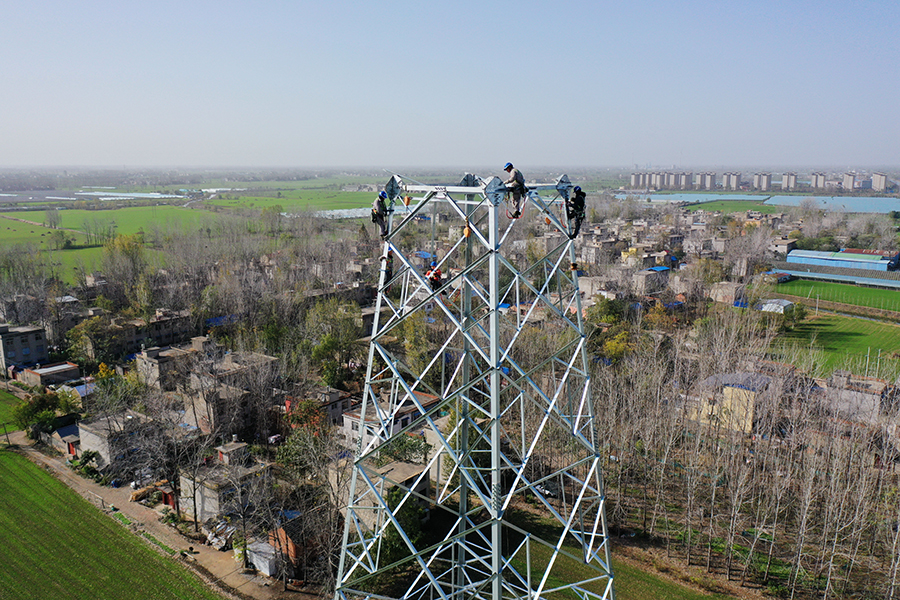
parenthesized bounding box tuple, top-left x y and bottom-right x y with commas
(336, 173, 614, 600)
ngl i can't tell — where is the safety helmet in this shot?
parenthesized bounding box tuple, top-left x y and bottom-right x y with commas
(430, 261, 437, 267)
(574, 186, 582, 192)
(379, 190, 388, 199)
(504, 162, 513, 170)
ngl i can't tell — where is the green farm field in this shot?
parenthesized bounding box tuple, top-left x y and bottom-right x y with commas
(0, 449, 226, 600)
(775, 279, 900, 312)
(0, 215, 87, 246)
(775, 314, 900, 376)
(0, 389, 20, 431)
(0, 206, 221, 237)
(686, 200, 782, 214)
(205, 189, 372, 212)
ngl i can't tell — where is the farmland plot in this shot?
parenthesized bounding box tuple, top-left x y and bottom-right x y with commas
(0, 450, 225, 600)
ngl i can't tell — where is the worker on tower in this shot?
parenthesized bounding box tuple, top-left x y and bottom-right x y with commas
(372, 190, 389, 239)
(503, 162, 526, 218)
(426, 260, 442, 293)
(566, 185, 586, 238)
(382, 250, 394, 282)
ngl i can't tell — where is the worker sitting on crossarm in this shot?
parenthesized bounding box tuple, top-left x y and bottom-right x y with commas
(566, 185, 586, 238)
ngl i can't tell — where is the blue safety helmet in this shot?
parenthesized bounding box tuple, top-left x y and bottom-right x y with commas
(430, 261, 437, 267)
(379, 190, 388, 199)
(504, 162, 513, 170)
(574, 186, 582, 192)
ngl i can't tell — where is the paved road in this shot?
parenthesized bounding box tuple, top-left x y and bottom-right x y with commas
(6, 431, 306, 600)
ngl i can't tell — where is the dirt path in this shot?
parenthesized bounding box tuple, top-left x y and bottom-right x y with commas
(6, 431, 306, 600)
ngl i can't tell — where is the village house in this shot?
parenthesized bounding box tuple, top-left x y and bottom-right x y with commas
(0, 324, 50, 373)
(135, 343, 195, 391)
(687, 372, 778, 435)
(179, 437, 269, 523)
(78, 409, 155, 471)
(340, 390, 441, 453)
(19, 361, 80, 388)
(77, 309, 193, 360)
(285, 386, 355, 427)
(633, 266, 669, 295)
(43, 422, 80, 458)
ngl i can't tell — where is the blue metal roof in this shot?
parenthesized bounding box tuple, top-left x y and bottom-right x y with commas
(788, 249, 888, 263)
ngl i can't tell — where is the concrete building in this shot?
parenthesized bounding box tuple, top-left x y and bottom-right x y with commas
(708, 281, 746, 305)
(722, 172, 741, 191)
(19, 362, 80, 388)
(632, 266, 670, 295)
(78, 410, 155, 471)
(185, 383, 249, 435)
(688, 372, 776, 434)
(782, 172, 797, 191)
(699, 172, 716, 190)
(285, 386, 354, 427)
(44, 423, 80, 458)
(842, 172, 856, 191)
(811, 172, 827, 189)
(179, 438, 270, 522)
(0, 324, 50, 373)
(873, 172, 888, 192)
(826, 371, 894, 425)
(77, 309, 193, 361)
(340, 390, 441, 452)
(630, 172, 650, 189)
(769, 237, 798, 256)
(753, 172, 772, 191)
(135, 345, 194, 391)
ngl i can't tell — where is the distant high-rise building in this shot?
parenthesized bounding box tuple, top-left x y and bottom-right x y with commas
(700, 172, 716, 190)
(753, 172, 772, 191)
(665, 172, 678, 188)
(722, 172, 741, 191)
(630, 173, 641, 188)
(811, 172, 827, 189)
(873, 172, 888, 192)
(842, 172, 855, 191)
(782, 172, 797, 191)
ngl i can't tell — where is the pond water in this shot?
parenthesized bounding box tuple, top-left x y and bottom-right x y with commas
(762, 195, 900, 213)
(614, 192, 900, 213)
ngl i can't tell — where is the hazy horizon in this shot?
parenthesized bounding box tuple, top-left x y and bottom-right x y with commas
(4, 1, 899, 170)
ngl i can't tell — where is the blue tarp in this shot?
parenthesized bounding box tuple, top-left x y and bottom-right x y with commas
(206, 313, 243, 327)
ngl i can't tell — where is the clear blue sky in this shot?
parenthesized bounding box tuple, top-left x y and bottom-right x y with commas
(2, 0, 898, 169)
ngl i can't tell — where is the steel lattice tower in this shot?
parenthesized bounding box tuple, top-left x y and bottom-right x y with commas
(336, 173, 614, 600)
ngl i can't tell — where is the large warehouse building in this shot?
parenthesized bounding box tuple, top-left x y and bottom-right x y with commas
(786, 249, 900, 272)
